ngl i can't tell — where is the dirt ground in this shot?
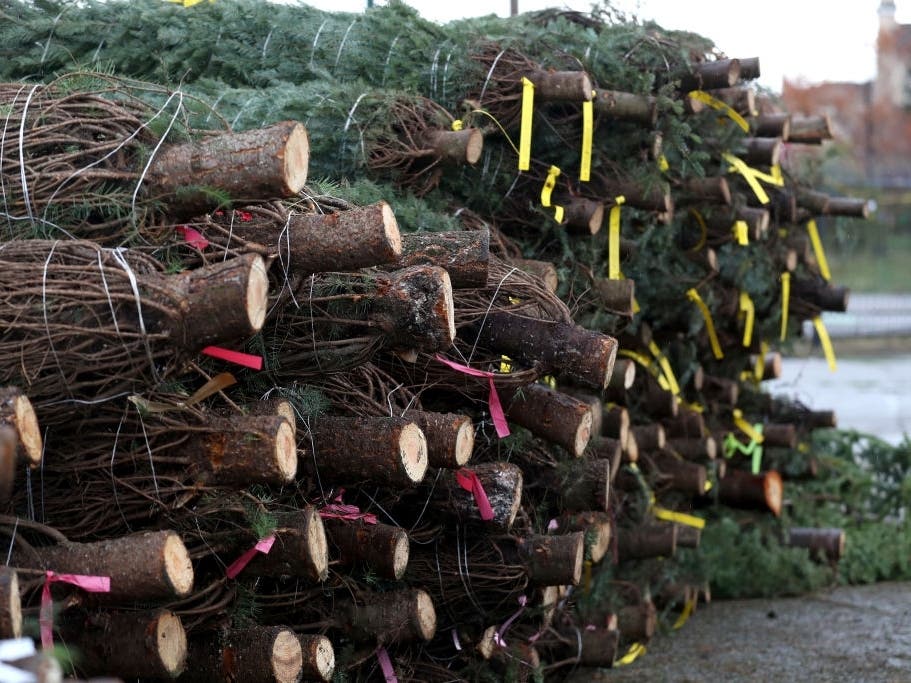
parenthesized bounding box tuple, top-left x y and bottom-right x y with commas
(567, 582, 911, 683)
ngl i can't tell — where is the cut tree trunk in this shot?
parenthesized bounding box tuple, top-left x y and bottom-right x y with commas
(741, 137, 782, 166)
(681, 58, 741, 90)
(618, 598, 658, 641)
(586, 437, 623, 472)
(554, 511, 613, 564)
(558, 626, 620, 666)
(650, 450, 708, 497)
(707, 87, 756, 115)
(553, 457, 612, 511)
(702, 374, 739, 406)
(368, 265, 456, 351)
(591, 278, 636, 316)
(504, 384, 594, 457)
(418, 128, 484, 164)
(599, 178, 673, 214)
(303, 416, 428, 486)
(0, 567, 21, 638)
(788, 115, 833, 143)
(340, 588, 436, 644)
(616, 523, 677, 560)
(667, 436, 717, 462)
(511, 258, 559, 292)
(57, 609, 186, 679)
(322, 517, 409, 580)
(608, 358, 636, 392)
(792, 279, 850, 312)
(0, 427, 16, 505)
(738, 57, 761, 80)
(762, 423, 798, 449)
(786, 527, 846, 562)
(146, 121, 309, 217)
(182, 626, 303, 683)
(662, 407, 706, 438)
(562, 198, 604, 235)
(22, 530, 193, 601)
(601, 404, 630, 445)
(0, 387, 42, 467)
(631, 424, 666, 451)
(244, 398, 298, 438)
(442, 462, 523, 529)
(527, 70, 594, 101)
(752, 113, 791, 140)
(396, 230, 490, 288)
(824, 197, 870, 218)
(593, 89, 658, 125)
(718, 468, 783, 516)
(297, 635, 335, 683)
(402, 410, 475, 469)
(245, 507, 329, 582)
(675, 524, 702, 549)
(475, 312, 618, 389)
(680, 176, 732, 205)
(185, 415, 297, 487)
(517, 533, 585, 586)
(622, 431, 639, 465)
(216, 201, 401, 275)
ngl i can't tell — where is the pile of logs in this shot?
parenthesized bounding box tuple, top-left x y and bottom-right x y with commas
(0, 5, 860, 682)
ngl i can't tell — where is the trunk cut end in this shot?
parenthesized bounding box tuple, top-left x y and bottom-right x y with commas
(381, 202, 403, 257)
(283, 122, 310, 194)
(164, 533, 194, 597)
(275, 418, 298, 483)
(400, 423, 429, 483)
(272, 629, 304, 683)
(157, 611, 188, 677)
(246, 255, 270, 333)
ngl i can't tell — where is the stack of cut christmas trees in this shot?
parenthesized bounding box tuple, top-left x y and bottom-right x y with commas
(0, 2, 860, 681)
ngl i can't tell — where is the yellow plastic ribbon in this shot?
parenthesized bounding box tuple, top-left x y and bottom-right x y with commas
(648, 341, 680, 396)
(723, 153, 770, 205)
(654, 505, 706, 529)
(754, 340, 769, 382)
(780, 272, 791, 341)
(542, 375, 557, 389)
(658, 154, 670, 172)
(688, 90, 750, 132)
(539, 165, 564, 223)
(813, 316, 838, 372)
(451, 119, 464, 131)
(518, 77, 534, 171)
(608, 196, 625, 280)
(616, 642, 647, 666)
(733, 220, 749, 246)
(580, 99, 593, 182)
(733, 409, 765, 444)
(806, 219, 832, 281)
(619, 349, 672, 394)
(673, 595, 698, 630)
(168, 0, 210, 6)
(704, 479, 713, 492)
(688, 208, 708, 252)
(686, 289, 724, 360)
(500, 355, 513, 373)
(739, 291, 755, 348)
(553, 205, 565, 223)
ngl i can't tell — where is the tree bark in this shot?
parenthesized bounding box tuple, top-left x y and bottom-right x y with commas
(601, 404, 629, 443)
(824, 197, 870, 218)
(303, 416, 428, 486)
(762, 423, 798, 449)
(402, 409, 475, 469)
(617, 523, 677, 560)
(618, 598, 657, 641)
(593, 89, 658, 125)
(369, 265, 456, 351)
(792, 278, 850, 312)
(622, 431, 639, 465)
(562, 198, 604, 235)
(510, 258, 559, 292)
(185, 415, 297, 487)
(218, 201, 402, 275)
(183, 626, 303, 683)
(418, 128, 484, 164)
(58, 609, 186, 679)
(0, 427, 16, 505)
(322, 517, 409, 580)
(786, 527, 846, 562)
(599, 178, 673, 213)
(718, 468, 783, 516)
(667, 436, 717, 462)
(0, 567, 21, 638)
(245, 507, 329, 582)
(340, 588, 436, 644)
(554, 457, 612, 511)
(650, 450, 708, 497)
(0, 387, 42, 467)
(395, 230, 490, 288)
(504, 384, 594, 457)
(680, 176, 732, 205)
(740, 137, 782, 166)
(788, 115, 833, 143)
(147, 121, 309, 217)
(662, 407, 706, 438)
(517, 533, 585, 586)
(675, 523, 702, 549)
(297, 634, 335, 683)
(752, 113, 791, 139)
(476, 312, 618, 390)
(702, 374, 739, 406)
(243, 398, 298, 438)
(738, 57, 761, 80)
(585, 438, 623, 480)
(591, 278, 635, 316)
(707, 87, 756, 115)
(554, 511, 612, 564)
(528, 70, 594, 101)
(559, 626, 619, 666)
(607, 358, 636, 392)
(681, 59, 741, 90)
(22, 530, 193, 601)
(441, 462, 523, 529)
(631, 424, 665, 451)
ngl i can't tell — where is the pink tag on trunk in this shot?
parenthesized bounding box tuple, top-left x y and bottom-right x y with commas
(434, 355, 510, 437)
(226, 534, 276, 579)
(376, 646, 398, 682)
(176, 225, 210, 250)
(202, 346, 264, 370)
(40, 571, 111, 649)
(455, 469, 495, 521)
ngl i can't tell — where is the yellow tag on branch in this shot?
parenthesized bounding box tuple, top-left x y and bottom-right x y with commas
(688, 90, 750, 132)
(580, 98, 593, 182)
(608, 196, 625, 280)
(617, 643, 647, 666)
(541, 165, 560, 207)
(806, 219, 832, 281)
(739, 291, 755, 347)
(648, 341, 680, 396)
(733, 220, 749, 246)
(780, 272, 791, 341)
(654, 505, 706, 529)
(686, 288, 724, 359)
(518, 77, 535, 171)
(813, 316, 838, 372)
(451, 119, 464, 131)
(723, 153, 770, 205)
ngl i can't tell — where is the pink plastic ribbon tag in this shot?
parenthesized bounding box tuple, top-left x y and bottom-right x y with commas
(547, 518, 559, 531)
(434, 355, 510, 437)
(318, 503, 378, 525)
(40, 571, 111, 649)
(226, 534, 276, 579)
(455, 469, 495, 521)
(376, 646, 398, 683)
(202, 346, 264, 370)
(176, 225, 210, 250)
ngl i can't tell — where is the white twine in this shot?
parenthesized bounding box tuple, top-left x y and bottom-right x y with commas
(16, 84, 41, 225)
(334, 18, 358, 71)
(466, 266, 519, 364)
(382, 35, 401, 87)
(136, 410, 160, 497)
(478, 49, 507, 105)
(111, 247, 160, 383)
(309, 20, 328, 69)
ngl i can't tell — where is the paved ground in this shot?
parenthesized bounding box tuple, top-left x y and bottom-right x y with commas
(569, 582, 911, 683)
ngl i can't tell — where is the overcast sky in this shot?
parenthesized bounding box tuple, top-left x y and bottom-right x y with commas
(298, 0, 907, 92)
